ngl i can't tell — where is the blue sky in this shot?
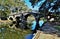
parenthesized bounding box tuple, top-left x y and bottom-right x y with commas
(24, 0, 39, 10)
(24, 0, 60, 12)
(24, 0, 46, 10)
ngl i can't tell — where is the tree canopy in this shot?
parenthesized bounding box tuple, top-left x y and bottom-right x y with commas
(29, 0, 60, 14)
(29, 0, 60, 22)
(0, 0, 30, 17)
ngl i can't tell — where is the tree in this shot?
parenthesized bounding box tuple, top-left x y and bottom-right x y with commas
(0, 0, 29, 17)
(29, 0, 60, 22)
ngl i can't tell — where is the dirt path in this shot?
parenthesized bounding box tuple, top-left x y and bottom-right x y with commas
(32, 31, 60, 39)
(33, 22, 60, 39)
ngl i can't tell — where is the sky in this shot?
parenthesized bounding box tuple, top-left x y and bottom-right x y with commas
(24, 0, 46, 10)
(24, 0, 60, 12)
(24, 0, 40, 10)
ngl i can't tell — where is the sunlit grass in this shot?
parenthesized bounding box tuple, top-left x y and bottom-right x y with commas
(0, 24, 31, 39)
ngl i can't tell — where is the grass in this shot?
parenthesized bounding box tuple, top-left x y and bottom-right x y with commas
(0, 19, 60, 39)
(54, 25, 60, 31)
(0, 24, 31, 39)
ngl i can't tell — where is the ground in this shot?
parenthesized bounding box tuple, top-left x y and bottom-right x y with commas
(0, 20, 31, 39)
(33, 31, 60, 39)
(0, 20, 60, 39)
(0, 26, 31, 39)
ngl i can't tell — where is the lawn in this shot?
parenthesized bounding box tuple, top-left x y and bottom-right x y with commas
(0, 20, 60, 39)
(0, 25, 31, 39)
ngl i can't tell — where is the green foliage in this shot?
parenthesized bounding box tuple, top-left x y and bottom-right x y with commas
(0, 23, 31, 39)
(0, 6, 10, 17)
(0, 0, 30, 17)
